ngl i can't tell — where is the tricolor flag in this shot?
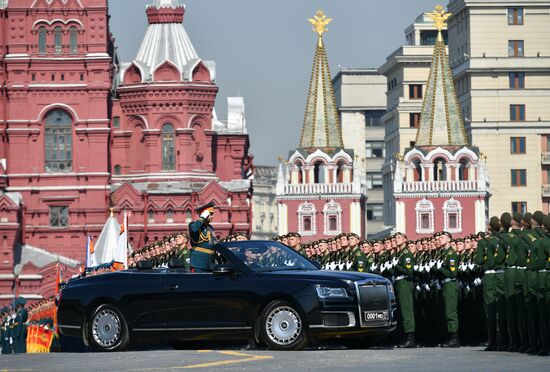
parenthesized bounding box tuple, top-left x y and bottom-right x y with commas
(86, 235, 97, 268)
(113, 210, 128, 270)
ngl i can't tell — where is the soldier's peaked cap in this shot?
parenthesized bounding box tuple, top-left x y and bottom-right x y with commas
(287, 232, 301, 238)
(512, 212, 523, 224)
(500, 212, 512, 228)
(440, 231, 453, 240)
(195, 201, 216, 213)
(489, 216, 501, 231)
(523, 212, 533, 224)
(533, 210, 545, 225)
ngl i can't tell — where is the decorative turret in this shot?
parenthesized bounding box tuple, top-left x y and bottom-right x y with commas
(146, 0, 185, 24)
(415, 6, 468, 147)
(391, 6, 489, 239)
(299, 10, 343, 151)
(276, 11, 367, 240)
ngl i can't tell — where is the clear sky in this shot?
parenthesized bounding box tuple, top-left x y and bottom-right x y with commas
(110, 0, 443, 165)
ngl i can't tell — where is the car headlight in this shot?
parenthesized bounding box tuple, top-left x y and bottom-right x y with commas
(316, 286, 348, 299)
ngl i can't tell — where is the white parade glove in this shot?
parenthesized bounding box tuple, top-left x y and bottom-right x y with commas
(465, 285, 471, 292)
(429, 260, 435, 268)
(436, 282, 442, 290)
(414, 265, 419, 271)
(392, 257, 398, 266)
(200, 210, 211, 219)
(437, 261, 443, 269)
(474, 278, 482, 286)
(468, 263, 474, 270)
(346, 262, 352, 270)
(380, 264, 386, 273)
(424, 284, 431, 292)
(415, 285, 421, 291)
(370, 264, 376, 271)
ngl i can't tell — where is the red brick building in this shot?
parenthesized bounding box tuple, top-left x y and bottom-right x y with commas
(0, 0, 252, 306)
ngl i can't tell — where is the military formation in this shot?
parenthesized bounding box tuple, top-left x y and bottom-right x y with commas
(3, 202, 549, 355)
(0, 298, 28, 354)
(271, 210, 550, 355)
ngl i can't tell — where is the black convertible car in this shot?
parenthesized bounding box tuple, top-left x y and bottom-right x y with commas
(58, 241, 397, 351)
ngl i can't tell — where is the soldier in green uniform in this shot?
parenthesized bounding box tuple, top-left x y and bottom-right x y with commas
(438, 231, 460, 347)
(537, 215, 550, 356)
(175, 232, 191, 271)
(0, 306, 9, 354)
(189, 202, 217, 272)
(476, 217, 506, 351)
(523, 213, 541, 354)
(393, 232, 416, 348)
(510, 212, 529, 352)
(13, 298, 27, 353)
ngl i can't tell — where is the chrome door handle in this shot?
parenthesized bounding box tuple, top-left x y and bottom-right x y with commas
(164, 284, 179, 290)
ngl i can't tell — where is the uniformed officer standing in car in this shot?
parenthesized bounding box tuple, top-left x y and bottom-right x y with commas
(189, 202, 217, 272)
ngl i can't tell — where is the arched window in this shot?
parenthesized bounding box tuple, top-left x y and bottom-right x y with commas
(413, 159, 423, 181)
(336, 160, 346, 183)
(148, 209, 155, 224)
(433, 158, 447, 181)
(458, 158, 470, 181)
(38, 26, 47, 54)
(54, 26, 62, 54)
(161, 124, 175, 170)
(113, 165, 121, 175)
(294, 160, 303, 184)
(415, 198, 434, 234)
(166, 209, 174, 224)
(44, 109, 73, 173)
(69, 27, 78, 53)
(323, 200, 342, 235)
(313, 161, 325, 184)
(298, 202, 316, 236)
(185, 209, 192, 223)
(443, 198, 463, 233)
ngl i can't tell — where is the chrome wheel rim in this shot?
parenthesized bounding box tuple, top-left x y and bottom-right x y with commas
(265, 306, 302, 346)
(92, 309, 121, 348)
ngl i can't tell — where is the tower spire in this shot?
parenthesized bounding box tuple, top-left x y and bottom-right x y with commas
(299, 10, 343, 150)
(415, 6, 468, 147)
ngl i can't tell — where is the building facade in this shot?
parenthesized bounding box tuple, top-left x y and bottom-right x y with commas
(393, 6, 490, 239)
(333, 68, 387, 236)
(0, 0, 251, 306)
(447, 0, 550, 216)
(250, 166, 278, 240)
(276, 11, 367, 241)
(380, 13, 448, 229)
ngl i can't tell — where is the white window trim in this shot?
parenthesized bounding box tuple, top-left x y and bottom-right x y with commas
(443, 198, 463, 234)
(298, 202, 316, 236)
(416, 198, 434, 234)
(323, 200, 342, 236)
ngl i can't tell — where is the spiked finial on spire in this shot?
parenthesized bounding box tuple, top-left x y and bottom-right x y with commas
(299, 10, 343, 151)
(415, 6, 468, 147)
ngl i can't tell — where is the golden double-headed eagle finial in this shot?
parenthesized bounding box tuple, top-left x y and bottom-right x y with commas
(309, 10, 332, 36)
(428, 5, 452, 31)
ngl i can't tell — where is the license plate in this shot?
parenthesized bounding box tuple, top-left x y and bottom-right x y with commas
(364, 311, 388, 322)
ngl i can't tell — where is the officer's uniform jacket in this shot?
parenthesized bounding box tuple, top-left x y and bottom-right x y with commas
(188, 217, 217, 271)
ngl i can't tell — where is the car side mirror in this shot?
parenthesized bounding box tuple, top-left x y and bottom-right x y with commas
(213, 264, 235, 276)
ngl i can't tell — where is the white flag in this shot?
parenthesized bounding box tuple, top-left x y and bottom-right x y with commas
(114, 211, 128, 270)
(86, 235, 97, 268)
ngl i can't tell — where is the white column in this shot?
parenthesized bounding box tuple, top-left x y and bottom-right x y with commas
(349, 201, 360, 234)
(277, 203, 288, 235)
(475, 199, 486, 233)
(395, 201, 406, 233)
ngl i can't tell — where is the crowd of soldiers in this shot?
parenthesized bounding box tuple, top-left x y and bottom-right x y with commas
(273, 221, 549, 355)
(0, 297, 28, 354)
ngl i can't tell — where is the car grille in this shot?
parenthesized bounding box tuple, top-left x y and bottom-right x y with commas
(322, 312, 352, 327)
(355, 281, 391, 328)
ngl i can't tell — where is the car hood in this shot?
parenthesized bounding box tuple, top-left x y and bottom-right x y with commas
(260, 269, 389, 283)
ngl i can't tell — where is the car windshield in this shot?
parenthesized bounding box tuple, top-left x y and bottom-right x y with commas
(221, 241, 318, 272)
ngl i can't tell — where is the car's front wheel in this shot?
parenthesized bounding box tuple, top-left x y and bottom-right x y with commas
(88, 304, 129, 352)
(259, 300, 308, 351)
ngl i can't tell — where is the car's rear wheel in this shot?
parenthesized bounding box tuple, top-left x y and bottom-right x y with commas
(259, 300, 308, 351)
(88, 304, 129, 352)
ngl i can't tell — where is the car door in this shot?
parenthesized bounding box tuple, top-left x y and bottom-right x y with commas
(122, 270, 167, 329)
(157, 270, 253, 330)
